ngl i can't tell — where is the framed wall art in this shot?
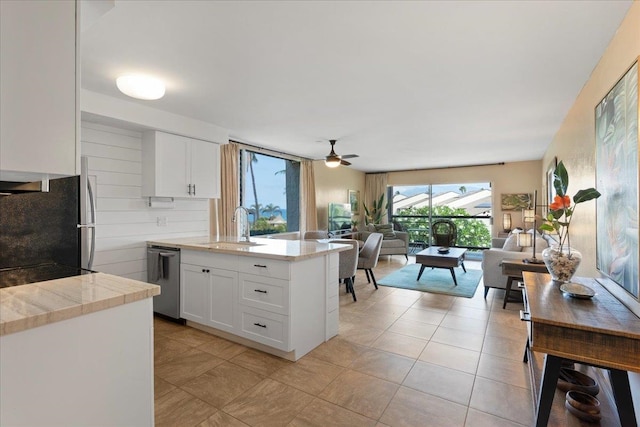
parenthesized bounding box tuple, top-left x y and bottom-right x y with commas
(595, 58, 639, 299)
(501, 193, 531, 211)
(348, 189, 360, 215)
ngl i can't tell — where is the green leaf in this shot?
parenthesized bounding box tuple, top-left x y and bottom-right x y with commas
(554, 161, 568, 196)
(550, 210, 564, 220)
(539, 224, 555, 232)
(574, 188, 601, 204)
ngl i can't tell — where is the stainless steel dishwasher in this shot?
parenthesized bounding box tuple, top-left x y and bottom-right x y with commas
(147, 245, 181, 320)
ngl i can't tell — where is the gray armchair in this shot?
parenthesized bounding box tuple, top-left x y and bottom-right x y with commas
(358, 228, 409, 260)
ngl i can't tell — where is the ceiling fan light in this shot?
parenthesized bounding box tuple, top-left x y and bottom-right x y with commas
(116, 74, 166, 100)
(325, 158, 341, 168)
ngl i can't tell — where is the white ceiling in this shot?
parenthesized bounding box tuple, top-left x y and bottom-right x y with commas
(81, 0, 632, 172)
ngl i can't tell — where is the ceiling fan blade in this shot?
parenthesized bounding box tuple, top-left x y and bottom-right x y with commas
(341, 154, 359, 159)
(340, 159, 351, 166)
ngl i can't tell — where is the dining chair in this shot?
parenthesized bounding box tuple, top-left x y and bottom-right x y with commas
(303, 230, 329, 240)
(329, 239, 359, 301)
(357, 232, 383, 289)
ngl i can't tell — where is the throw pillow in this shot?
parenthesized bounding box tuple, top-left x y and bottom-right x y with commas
(502, 233, 522, 252)
(374, 223, 396, 240)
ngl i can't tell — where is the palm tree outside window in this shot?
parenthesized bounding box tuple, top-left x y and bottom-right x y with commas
(239, 149, 300, 236)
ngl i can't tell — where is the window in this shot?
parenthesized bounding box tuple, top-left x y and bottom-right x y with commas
(239, 149, 300, 235)
(390, 182, 492, 254)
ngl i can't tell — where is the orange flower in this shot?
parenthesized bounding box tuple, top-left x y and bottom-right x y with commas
(549, 195, 571, 211)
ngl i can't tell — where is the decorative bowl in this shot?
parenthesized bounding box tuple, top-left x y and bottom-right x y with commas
(564, 399, 602, 423)
(566, 390, 601, 414)
(437, 247, 449, 254)
(557, 368, 599, 396)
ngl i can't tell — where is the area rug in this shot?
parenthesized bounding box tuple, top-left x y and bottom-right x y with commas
(378, 264, 482, 298)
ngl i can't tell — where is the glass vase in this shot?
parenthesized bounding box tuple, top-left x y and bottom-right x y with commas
(542, 245, 582, 283)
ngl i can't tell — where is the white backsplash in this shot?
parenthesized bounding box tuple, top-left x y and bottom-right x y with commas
(81, 121, 209, 281)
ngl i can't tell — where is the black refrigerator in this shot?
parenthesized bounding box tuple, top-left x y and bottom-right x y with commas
(0, 157, 96, 287)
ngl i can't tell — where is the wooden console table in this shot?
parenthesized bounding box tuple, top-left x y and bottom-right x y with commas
(522, 272, 640, 426)
(501, 259, 548, 309)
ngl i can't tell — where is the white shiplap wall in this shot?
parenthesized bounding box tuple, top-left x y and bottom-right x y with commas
(81, 122, 209, 281)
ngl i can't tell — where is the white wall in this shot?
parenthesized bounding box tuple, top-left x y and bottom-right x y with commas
(541, 4, 640, 416)
(81, 121, 209, 281)
(313, 160, 366, 230)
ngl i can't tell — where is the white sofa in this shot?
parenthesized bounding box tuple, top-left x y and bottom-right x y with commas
(481, 232, 553, 298)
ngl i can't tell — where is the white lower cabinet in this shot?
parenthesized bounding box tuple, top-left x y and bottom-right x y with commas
(181, 264, 209, 323)
(180, 249, 337, 360)
(0, 299, 154, 426)
(181, 260, 238, 333)
(208, 268, 237, 332)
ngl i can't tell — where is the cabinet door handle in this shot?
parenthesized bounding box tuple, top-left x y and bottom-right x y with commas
(254, 289, 268, 294)
(517, 282, 525, 289)
(193, 184, 196, 196)
(253, 264, 267, 268)
(520, 310, 531, 322)
(201, 268, 210, 273)
(253, 322, 267, 328)
(187, 184, 192, 195)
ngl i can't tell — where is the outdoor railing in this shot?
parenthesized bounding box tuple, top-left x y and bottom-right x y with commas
(391, 214, 492, 254)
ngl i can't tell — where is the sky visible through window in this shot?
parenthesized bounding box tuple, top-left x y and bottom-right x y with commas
(244, 152, 287, 220)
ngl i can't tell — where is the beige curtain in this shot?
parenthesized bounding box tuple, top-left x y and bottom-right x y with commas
(215, 142, 240, 237)
(364, 172, 389, 224)
(300, 160, 318, 234)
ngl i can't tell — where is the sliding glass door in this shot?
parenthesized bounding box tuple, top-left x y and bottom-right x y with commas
(390, 182, 492, 255)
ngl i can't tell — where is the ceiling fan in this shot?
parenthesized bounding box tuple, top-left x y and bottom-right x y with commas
(324, 139, 359, 168)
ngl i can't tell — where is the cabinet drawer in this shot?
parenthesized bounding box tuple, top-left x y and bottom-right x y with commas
(239, 273, 289, 315)
(238, 306, 289, 351)
(238, 257, 290, 280)
(182, 250, 238, 271)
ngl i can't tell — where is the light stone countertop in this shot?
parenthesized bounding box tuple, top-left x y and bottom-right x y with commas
(147, 236, 350, 261)
(0, 273, 160, 336)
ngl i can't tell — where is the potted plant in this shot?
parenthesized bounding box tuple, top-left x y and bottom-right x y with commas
(539, 161, 601, 282)
(363, 193, 389, 225)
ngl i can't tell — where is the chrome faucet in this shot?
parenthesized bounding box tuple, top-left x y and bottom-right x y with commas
(232, 206, 251, 242)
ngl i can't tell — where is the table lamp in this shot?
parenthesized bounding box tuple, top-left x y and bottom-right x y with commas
(502, 213, 512, 232)
(520, 190, 544, 264)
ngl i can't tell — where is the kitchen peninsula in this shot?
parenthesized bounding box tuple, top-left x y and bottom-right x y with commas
(147, 236, 347, 361)
(0, 273, 160, 426)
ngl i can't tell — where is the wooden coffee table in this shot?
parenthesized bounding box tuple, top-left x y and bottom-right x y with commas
(415, 247, 467, 286)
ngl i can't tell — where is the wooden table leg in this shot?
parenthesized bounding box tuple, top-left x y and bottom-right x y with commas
(449, 268, 458, 286)
(461, 261, 467, 273)
(503, 276, 514, 309)
(416, 265, 426, 281)
(609, 369, 638, 427)
(535, 354, 562, 427)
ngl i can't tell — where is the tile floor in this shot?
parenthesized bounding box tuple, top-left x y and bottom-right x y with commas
(153, 256, 534, 427)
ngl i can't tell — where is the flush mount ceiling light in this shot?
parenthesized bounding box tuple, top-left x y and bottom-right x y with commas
(116, 74, 165, 100)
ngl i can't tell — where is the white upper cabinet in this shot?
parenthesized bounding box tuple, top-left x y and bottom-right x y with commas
(142, 131, 220, 199)
(0, 0, 78, 181)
